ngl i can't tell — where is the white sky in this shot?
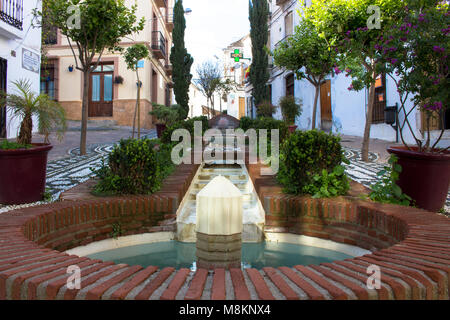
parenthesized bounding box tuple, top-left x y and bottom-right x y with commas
(183, 0, 250, 77)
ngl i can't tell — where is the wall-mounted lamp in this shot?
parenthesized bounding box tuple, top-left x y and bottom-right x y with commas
(68, 65, 74, 72)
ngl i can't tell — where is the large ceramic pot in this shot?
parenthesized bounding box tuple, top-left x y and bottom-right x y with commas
(156, 123, 167, 138)
(288, 125, 298, 134)
(0, 144, 52, 205)
(387, 146, 450, 212)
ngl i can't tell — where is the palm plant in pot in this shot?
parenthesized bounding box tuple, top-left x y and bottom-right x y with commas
(279, 95, 302, 133)
(0, 79, 67, 205)
(375, 2, 449, 212)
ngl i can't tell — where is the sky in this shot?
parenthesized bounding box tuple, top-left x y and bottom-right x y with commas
(183, 0, 250, 77)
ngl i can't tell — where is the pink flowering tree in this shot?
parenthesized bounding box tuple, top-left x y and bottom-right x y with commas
(375, 2, 449, 152)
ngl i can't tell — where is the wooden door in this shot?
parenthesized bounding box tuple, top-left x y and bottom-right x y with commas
(239, 97, 245, 119)
(89, 69, 113, 117)
(320, 80, 332, 131)
(0, 58, 6, 138)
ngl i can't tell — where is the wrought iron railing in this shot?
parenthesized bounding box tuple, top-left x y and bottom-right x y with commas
(0, 0, 23, 30)
(152, 31, 166, 58)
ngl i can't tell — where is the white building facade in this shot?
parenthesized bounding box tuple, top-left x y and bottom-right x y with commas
(1, 0, 42, 140)
(246, 0, 448, 145)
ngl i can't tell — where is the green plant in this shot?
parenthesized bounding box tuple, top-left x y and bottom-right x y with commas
(303, 165, 350, 198)
(150, 103, 184, 127)
(110, 221, 123, 239)
(161, 116, 210, 145)
(93, 138, 174, 195)
(0, 79, 67, 145)
(277, 130, 348, 195)
(238, 117, 256, 132)
(124, 44, 150, 139)
(256, 100, 276, 118)
(0, 140, 33, 150)
(36, 0, 145, 154)
(171, 0, 194, 119)
(279, 95, 302, 125)
(42, 188, 53, 202)
(369, 155, 413, 206)
(273, 17, 337, 129)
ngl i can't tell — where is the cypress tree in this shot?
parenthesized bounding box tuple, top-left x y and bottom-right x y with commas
(170, 0, 193, 119)
(249, 0, 270, 107)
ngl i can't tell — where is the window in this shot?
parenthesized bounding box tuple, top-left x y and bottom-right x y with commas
(372, 73, 386, 123)
(165, 84, 171, 107)
(285, 11, 293, 37)
(286, 74, 295, 97)
(40, 63, 58, 101)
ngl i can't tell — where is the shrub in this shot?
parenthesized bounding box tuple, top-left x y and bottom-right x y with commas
(369, 155, 412, 206)
(277, 130, 348, 195)
(239, 116, 257, 132)
(93, 138, 174, 195)
(161, 116, 209, 144)
(149, 103, 184, 126)
(279, 95, 302, 125)
(256, 100, 276, 118)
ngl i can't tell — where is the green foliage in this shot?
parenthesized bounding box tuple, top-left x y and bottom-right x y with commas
(239, 117, 289, 143)
(249, 0, 270, 105)
(93, 138, 174, 195)
(124, 44, 149, 71)
(279, 96, 303, 125)
(0, 79, 67, 145)
(150, 103, 185, 126)
(303, 165, 350, 198)
(110, 222, 123, 239)
(0, 140, 33, 150)
(239, 116, 256, 132)
(277, 130, 348, 195)
(42, 188, 53, 202)
(161, 116, 210, 145)
(272, 18, 337, 87)
(171, 0, 194, 119)
(369, 155, 413, 206)
(256, 100, 276, 118)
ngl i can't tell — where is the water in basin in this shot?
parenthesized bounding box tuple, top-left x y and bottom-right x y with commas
(86, 241, 353, 270)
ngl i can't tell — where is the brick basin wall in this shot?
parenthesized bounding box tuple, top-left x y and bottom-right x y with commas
(0, 162, 449, 300)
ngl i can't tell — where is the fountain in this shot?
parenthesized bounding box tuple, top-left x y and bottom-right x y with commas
(195, 175, 243, 269)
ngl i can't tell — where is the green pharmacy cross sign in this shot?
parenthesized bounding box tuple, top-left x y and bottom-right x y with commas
(231, 49, 244, 62)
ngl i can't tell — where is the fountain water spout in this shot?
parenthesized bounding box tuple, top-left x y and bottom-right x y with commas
(196, 175, 243, 269)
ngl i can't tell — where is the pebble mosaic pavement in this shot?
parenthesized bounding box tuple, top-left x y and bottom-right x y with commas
(1, 130, 449, 213)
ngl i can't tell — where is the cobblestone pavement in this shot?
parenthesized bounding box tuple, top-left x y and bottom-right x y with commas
(1, 134, 448, 214)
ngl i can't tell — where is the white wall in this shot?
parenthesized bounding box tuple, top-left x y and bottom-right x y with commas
(0, 0, 42, 139)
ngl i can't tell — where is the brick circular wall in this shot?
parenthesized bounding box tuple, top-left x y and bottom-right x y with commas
(0, 193, 449, 300)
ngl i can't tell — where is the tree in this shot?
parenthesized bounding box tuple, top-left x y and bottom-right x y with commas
(249, 0, 270, 106)
(36, 0, 144, 155)
(196, 61, 222, 118)
(170, 0, 194, 119)
(304, 0, 405, 161)
(273, 19, 337, 129)
(124, 44, 149, 139)
(217, 78, 237, 113)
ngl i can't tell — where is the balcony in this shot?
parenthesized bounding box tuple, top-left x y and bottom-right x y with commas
(166, 7, 174, 32)
(151, 31, 166, 60)
(165, 63, 172, 76)
(0, 0, 23, 30)
(154, 0, 167, 9)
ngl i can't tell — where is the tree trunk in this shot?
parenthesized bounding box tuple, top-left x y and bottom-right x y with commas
(18, 112, 33, 145)
(137, 81, 141, 139)
(361, 70, 377, 162)
(312, 84, 320, 130)
(80, 70, 90, 155)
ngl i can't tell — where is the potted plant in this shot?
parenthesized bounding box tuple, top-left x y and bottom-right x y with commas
(279, 95, 302, 133)
(375, 3, 449, 212)
(0, 79, 67, 205)
(150, 103, 183, 138)
(256, 100, 277, 118)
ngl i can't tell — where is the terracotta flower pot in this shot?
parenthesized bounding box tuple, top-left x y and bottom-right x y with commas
(0, 143, 52, 205)
(156, 123, 167, 138)
(387, 146, 450, 212)
(288, 125, 298, 133)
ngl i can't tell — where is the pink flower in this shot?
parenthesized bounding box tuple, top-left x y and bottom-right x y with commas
(433, 46, 445, 53)
(334, 67, 342, 74)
